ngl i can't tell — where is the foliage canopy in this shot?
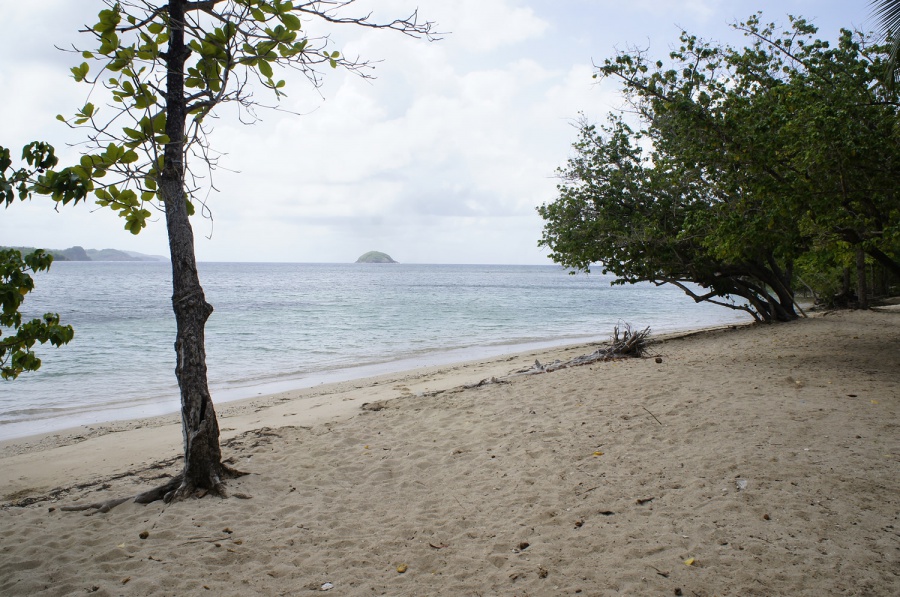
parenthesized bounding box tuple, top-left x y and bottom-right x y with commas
(0, 248, 74, 380)
(539, 15, 900, 322)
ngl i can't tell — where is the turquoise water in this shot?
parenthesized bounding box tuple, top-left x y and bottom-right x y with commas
(0, 262, 749, 440)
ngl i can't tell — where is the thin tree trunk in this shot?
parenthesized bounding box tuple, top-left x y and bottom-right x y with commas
(160, 0, 231, 499)
(856, 248, 869, 310)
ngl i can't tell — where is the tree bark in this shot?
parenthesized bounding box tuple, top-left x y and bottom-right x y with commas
(159, 0, 232, 500)
(865, 245, 900, 279)
(856, 248, 869, 310)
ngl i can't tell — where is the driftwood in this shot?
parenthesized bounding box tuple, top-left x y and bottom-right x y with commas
(402, 324, 654, 398)
(515, 323, 651, 375)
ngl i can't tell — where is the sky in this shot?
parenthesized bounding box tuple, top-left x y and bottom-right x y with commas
(0, 1, 869, 264)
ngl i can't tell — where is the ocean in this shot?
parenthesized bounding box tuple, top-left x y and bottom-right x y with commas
(0, 262, 750, 440)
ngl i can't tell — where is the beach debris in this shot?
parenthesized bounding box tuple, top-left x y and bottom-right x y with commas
(518, 541, 531, 551)
(636, 497, 655, 505)
(763, 513, 771, 520)
(655, 357, 663, 363)
(649, 565, 669, 578)
(736, 479, 748, 491)
(463, 376, 508, 389)
(122, 577, 131, 585)
(515, 324, 651, 375)
(538, 565, 549, 579)
(592, 451, 604, 456)
(641, 406, 663, 425)
(361, 401, 387, 412)
(320, 582, 334, 591)
(396, 563, 408, 573)
(684, 557, 696, 566)
(429, 543, 449, 549)
(598, 510, 615, 516)
(139, 530, 149, 539)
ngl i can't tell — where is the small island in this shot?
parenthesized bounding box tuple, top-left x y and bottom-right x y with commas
(355, 251, 397, 264)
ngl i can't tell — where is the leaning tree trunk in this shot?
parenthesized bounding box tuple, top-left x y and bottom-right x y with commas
(158, 0, 232, 500)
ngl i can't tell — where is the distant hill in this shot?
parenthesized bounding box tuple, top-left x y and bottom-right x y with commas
(356, 251, 397, 264)
(2, 245, 167, 262)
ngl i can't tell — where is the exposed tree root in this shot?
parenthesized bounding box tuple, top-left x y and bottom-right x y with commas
(59, 496, 133, 514)
(60, 464, 247, 514)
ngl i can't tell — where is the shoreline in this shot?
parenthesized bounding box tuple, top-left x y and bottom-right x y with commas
(0, 318, 749, 445)
(0, 320, 755, 498)
(1, 309, 897, 595)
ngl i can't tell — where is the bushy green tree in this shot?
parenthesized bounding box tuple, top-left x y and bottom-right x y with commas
(7, 1, 435, 506)
(0, 248, 74, 380)
(1, 143, 76, 379)
(540, 15, 900, 322)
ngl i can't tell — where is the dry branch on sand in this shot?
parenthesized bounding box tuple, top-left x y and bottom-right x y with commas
(515, 323, 651, 375)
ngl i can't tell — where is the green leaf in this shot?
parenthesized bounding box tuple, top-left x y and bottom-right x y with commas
(281, 13, 301, 30)
(258, 59, 273, 78)
(70, 62, 90, 82)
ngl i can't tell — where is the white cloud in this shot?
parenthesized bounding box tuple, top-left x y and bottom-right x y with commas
(438, 0, 549, 52)
(0, 0, 861, 264)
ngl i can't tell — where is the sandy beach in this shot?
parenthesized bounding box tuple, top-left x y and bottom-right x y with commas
(1, 308, 898, 596)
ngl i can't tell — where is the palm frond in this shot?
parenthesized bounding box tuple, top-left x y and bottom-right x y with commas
(870, 0, 900, 81)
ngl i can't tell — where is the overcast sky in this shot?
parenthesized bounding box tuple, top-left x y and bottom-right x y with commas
(0, 1, 866, 264)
